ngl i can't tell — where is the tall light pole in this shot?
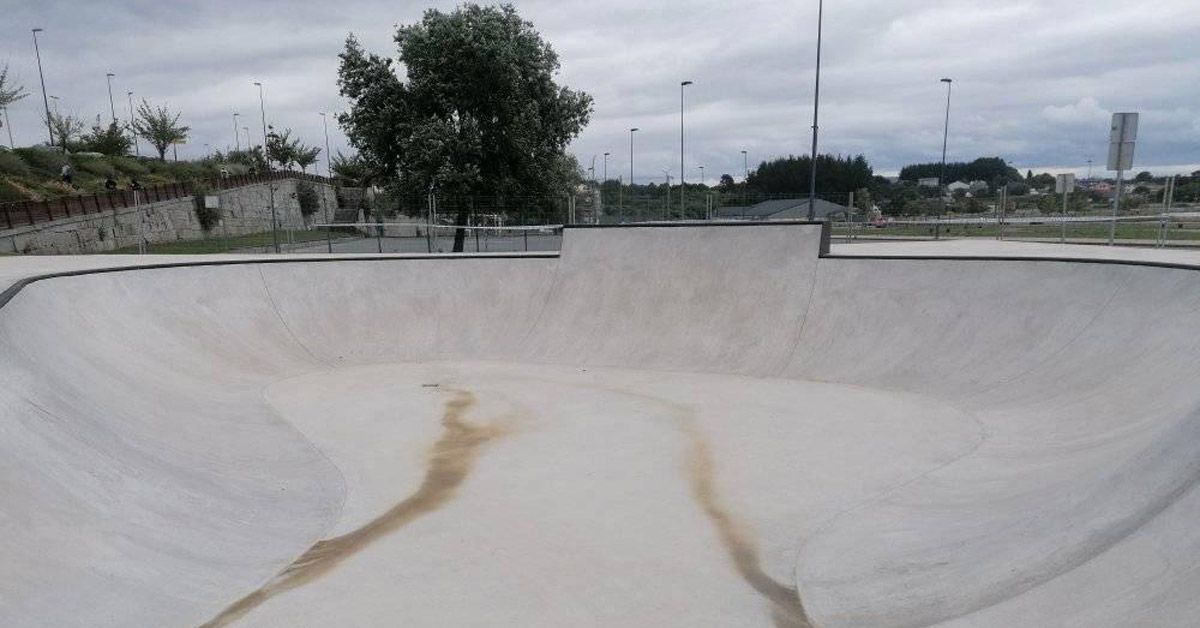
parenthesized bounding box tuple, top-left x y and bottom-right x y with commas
(31, 28, 54, 146)
(680, 80, 693, 219)
(741, 150, 749, 181)
(3, 107, 13, 149)
(254, 81, 279, 253)
(319, 111, 335, 253)
(1086, 158, 1093, 182)
(939, 78, 953, 197)
(105, 73, 117, 122)
(603, 152, 609, 184)
(807, 0, 824, 221)
(629, 127, 639, 216)
(233, 112, 240, 151)
(699, 165, 705, 186)
(127, 91, 139, 156)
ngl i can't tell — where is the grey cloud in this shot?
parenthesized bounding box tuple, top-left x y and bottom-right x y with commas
(0, 0, 1196, 182)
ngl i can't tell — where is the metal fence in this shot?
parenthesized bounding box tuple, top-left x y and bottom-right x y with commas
(833, 212, 1200, 248)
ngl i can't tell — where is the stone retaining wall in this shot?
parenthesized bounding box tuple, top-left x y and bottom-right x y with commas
(0, 179, 337, 254)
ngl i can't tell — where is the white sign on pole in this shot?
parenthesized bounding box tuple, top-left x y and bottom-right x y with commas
(1107, 112, 1138, 171)
(1055, 173, 1076, 194)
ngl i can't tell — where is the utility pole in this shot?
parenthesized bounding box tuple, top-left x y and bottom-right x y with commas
(807, 0, 824, 221)
(233, 112, 240, 151)
(31, 28, 54, 146)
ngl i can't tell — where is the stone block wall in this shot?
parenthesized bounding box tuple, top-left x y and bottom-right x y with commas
(0, 179, 337, 255)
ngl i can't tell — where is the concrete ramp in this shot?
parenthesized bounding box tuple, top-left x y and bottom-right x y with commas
(1, 225, 1199, 627)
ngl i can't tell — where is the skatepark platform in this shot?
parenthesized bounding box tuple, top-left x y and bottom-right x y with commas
(2, 224, 1200, 627)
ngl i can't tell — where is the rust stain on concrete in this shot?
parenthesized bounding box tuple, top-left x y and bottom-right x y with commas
(201, 388, 511, 627)
(680, 419, 812, 628)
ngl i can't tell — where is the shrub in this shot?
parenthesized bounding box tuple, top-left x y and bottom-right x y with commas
(296, 180, 320, 218)
(192, 184, 221, 232)
(0, 151, 30, 177)
(72, 155, 114, 177)
(13, 146, 67, 175)
(0, 177, 25, 203)
(109, 156, 148, 176)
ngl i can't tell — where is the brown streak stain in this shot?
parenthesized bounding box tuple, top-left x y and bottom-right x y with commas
(201, 388, 510, 627)
(681, 420, 812, 628)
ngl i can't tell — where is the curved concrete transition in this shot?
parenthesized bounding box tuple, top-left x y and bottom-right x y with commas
(3, 224, 1200, 627)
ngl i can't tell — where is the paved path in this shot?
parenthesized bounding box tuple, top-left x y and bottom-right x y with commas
(2, 228, 1200, 627)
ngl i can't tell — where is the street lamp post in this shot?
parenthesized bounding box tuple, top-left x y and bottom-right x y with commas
(127, 91, 139, 156)
(680, 80, 693, 219)
(807, 0, 824, 221)
(233, 112, 240, 151)
(699, 165, 705, 186)
(603, 152, 609, 185)
(319, 111, 335, 253)
(105, 73, 117, 122)
(629, 127, 638, 219)
(2, 106, 12, 150)
(939, 78, 954, 195)
(31, 28, 54, 146)
(2, 107, 13, 149)
(254, 81, 279, 253)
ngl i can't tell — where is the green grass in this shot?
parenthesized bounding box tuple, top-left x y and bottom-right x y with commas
(0, 148, 230, 204)
(110, 229, 354, 254)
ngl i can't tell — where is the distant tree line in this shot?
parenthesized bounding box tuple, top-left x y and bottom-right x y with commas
(899, 157, 1023, 186)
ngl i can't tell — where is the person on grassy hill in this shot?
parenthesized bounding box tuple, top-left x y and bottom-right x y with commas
(60, 163, 74, 186)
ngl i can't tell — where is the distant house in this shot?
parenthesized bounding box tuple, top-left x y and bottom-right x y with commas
(918, 177, 940, 188)
(968, 180, 989, 193)
(716, 198, 853, 220)
(946, 181, 971, 193)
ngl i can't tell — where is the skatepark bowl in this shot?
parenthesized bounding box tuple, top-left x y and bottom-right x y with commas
(4, 222, 1200, 627)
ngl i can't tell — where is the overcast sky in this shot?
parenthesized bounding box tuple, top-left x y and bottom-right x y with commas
(2, 0, 1197, 182)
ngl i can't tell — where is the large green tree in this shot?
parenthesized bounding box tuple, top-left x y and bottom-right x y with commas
(337, 3, 592, 250)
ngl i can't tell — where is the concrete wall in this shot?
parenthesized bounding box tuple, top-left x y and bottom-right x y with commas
(0, 178, 337, 255)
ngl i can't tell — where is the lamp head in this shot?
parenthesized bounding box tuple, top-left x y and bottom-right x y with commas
(940, 78, 953, 83)
(681, 80, 693, 86)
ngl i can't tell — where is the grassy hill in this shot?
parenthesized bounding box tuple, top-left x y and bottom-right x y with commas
(0, 147, 250, 204)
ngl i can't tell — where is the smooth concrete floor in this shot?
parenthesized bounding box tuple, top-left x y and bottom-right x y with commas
(4, 226, 1200, 627)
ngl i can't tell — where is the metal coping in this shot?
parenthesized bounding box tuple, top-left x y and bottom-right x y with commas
(4, 235, 1200, 311)
(564, 220, 825, 229)
(0, 253, 557, 310)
